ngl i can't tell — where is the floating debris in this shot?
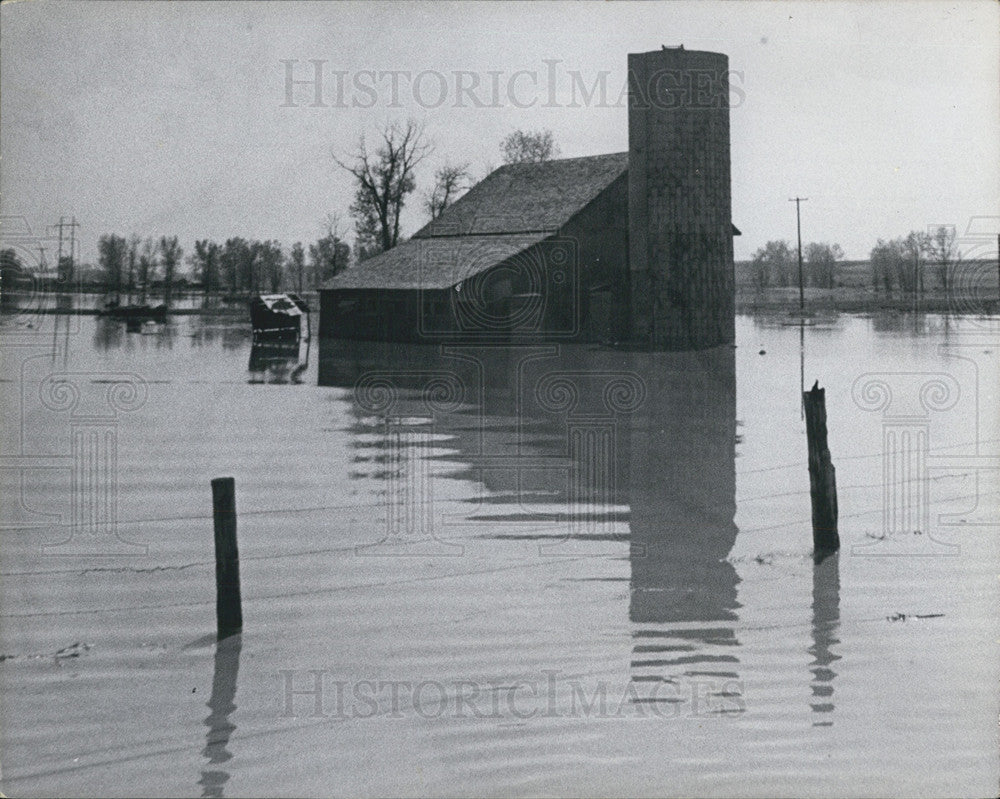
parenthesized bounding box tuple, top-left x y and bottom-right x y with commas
(1, 641, 94, 662)
(55, 641, 92, 659)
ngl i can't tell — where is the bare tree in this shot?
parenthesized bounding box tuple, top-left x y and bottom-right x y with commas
(98, 234, 128, 296)
(288, 242, 306, 293)
(425, 161, 472, 220)
(310, 213, 351, 283)
(126, 234, 140, 300)
(159, 235, 182, 307)
(1, 249, 24, 307)
(138, 237, 157, 303)
(220, 238, 245, 295)
(258, 240, 284, 293)
(870, 239, 905, 296)
(334, 120, 433, 255)
(903, 230, 929, 296)
(500, 129, 560, 164)
(926, 225, 959, 292)
(750, 240, 795, 290)
(805, 242, 843, 289)
(193, 239, 221, 295)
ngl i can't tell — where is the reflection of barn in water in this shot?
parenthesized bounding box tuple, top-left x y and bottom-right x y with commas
(321, 47, 738, 350)
(319, 337, 741, 701)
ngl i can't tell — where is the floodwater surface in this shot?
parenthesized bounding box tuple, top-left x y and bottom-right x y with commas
(1, 308, 997, 797)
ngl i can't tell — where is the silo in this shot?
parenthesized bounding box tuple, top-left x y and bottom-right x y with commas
(628, 47, 735, 349)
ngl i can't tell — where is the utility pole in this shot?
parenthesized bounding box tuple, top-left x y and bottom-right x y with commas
(68, 216, 78, 273)
(50, 220, 64, 266)
(48, 216, 80, 283)
(789, 197, 808, 315)
(36, 245, 47, 271)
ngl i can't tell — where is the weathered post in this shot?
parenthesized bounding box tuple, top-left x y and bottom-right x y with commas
(211, 477, 243, 638)
(803, 382, 840, 552)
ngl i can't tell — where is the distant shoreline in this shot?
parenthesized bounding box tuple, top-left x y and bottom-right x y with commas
(735, 286, 1000, 315)
(2, 288, 999, 317)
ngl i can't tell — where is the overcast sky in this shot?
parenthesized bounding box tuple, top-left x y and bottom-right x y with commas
(1, 0, 997, 267)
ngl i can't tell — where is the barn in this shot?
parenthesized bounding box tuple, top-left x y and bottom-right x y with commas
(320, 47, 737, 350)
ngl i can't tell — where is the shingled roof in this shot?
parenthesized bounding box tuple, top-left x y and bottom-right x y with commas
(413, 152, 628, 238)
(317, 232, 551, 291)
(323, 152, 628, 291)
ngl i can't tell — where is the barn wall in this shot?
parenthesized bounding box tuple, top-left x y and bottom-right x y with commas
(559, 172, 630, 341)
(319, 196, 630, 344)
(320, 288, 433, 342)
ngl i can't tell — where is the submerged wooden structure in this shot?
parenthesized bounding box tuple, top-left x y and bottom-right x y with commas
(250, 293, 310, 341)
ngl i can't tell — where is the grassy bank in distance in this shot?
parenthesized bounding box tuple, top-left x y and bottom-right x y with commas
(735, 257, 1000, 315)
(735, 285, 1000, 315)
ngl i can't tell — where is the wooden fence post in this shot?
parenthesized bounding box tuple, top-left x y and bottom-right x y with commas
(803, 382, 840, 552)
(211, 477, 243, 638)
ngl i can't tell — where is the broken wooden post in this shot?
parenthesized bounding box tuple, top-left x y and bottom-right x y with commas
(211, 477, 243, 638)
(803, 382, 840, 552)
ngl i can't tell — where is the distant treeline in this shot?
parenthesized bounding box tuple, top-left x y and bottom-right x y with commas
(93, 231, 350, 298)
(740, 227, 992, 296)
(2, 228, 351, 300)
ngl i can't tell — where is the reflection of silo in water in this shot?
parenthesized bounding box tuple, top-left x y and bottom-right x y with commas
(626, 347, 740, 705)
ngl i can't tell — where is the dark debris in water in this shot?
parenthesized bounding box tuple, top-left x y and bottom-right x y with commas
(1, 641, 93, 663)
(887, 613, 945, 622)
(55, 641, 92, 658)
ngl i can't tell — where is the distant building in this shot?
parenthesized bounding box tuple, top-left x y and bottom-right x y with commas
(320, 47, 737, 349)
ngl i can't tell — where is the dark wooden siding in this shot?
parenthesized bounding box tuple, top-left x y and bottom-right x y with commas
(319, 177, 629, 344)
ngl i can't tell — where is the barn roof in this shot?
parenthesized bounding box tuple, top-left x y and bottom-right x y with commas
(321, 232, 551, 290)
(323, 153, 628, 291)
(413, 152, 629, 238)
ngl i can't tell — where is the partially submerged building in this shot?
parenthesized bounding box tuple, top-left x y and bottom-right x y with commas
(320, 47, 737, 349)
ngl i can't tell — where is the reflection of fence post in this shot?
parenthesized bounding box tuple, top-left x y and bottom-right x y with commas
(803, 382, 839, 553)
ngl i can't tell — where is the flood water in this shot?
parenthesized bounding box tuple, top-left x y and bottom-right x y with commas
(1, 308, 998, 797)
